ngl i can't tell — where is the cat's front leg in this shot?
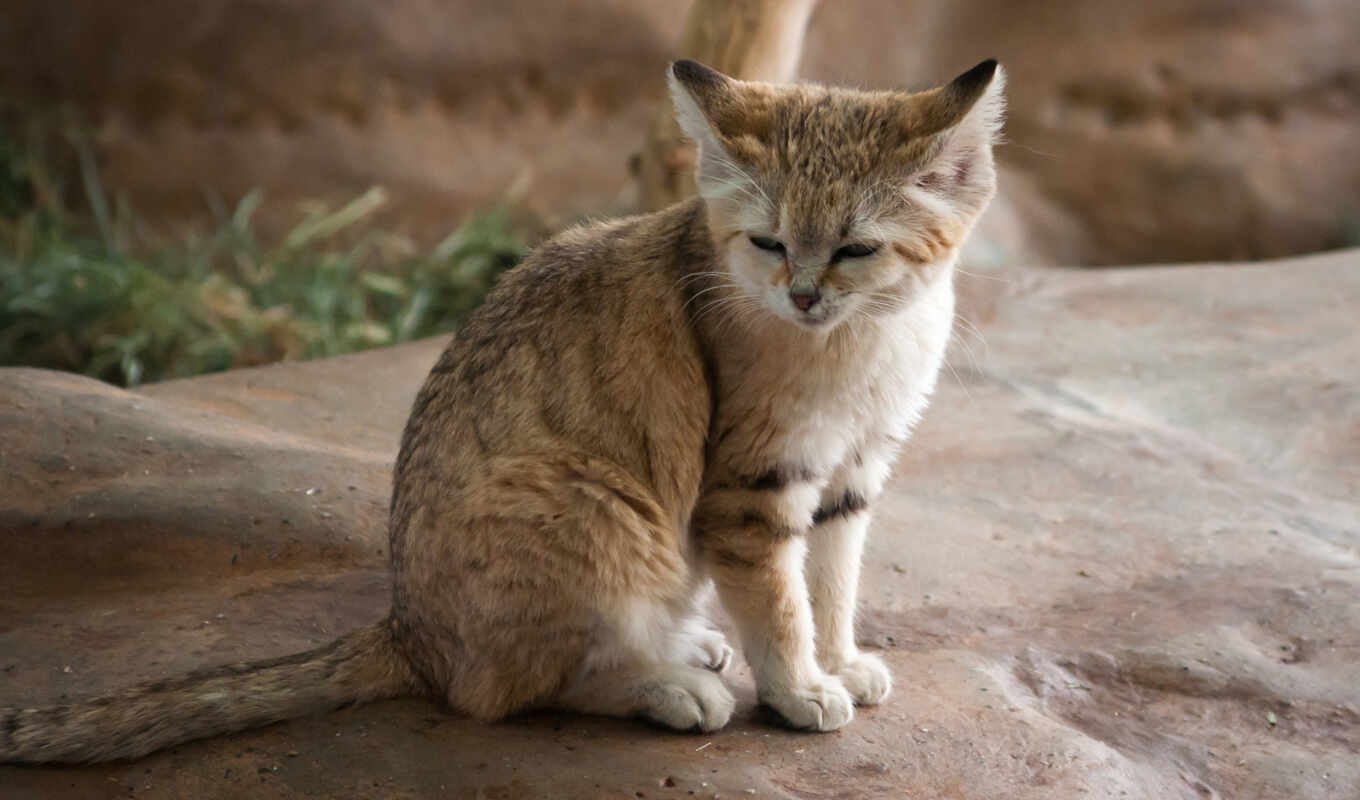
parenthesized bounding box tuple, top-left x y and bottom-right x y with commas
(807, 505, 891, 705)
(806, 448, 896, 706)
(693, 477, 855, 732)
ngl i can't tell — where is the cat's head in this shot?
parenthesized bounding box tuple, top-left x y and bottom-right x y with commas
(669, 59, 1004, 331)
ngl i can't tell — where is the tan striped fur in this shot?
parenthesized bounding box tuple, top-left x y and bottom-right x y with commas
(3, 59, 1003, 762)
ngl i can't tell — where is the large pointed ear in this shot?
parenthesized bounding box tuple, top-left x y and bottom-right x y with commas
(668, 60, 734, 150)
(906, 59, 1006, 207)
(667, 60, 771, 209)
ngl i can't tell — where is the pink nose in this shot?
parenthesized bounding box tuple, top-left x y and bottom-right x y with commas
(790, 287, 820, 311)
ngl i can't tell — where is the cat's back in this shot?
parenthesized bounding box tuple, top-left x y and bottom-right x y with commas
(390, 198, 717, 532)
(446, 197, 711, 369)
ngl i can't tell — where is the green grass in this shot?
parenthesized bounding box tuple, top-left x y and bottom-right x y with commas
(0, 107, 528, 387)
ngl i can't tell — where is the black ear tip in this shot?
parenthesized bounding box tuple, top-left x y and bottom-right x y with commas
(670, 59, 724, 89)
(953, 59, 999, 91)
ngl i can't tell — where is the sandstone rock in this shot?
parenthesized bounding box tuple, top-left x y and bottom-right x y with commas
(800, 0, 1360, 266)
(2, 249, 1357, 798)
(0, 0, 688, 238)
(3, 1, 1356, 264)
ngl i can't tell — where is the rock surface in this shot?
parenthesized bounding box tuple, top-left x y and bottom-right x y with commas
(3, 1, 1358, 264)
(801, 0, 1360, 266)
(3, 249, 1358, 798)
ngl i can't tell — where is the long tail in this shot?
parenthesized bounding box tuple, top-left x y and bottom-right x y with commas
(2, 619, 420, 764)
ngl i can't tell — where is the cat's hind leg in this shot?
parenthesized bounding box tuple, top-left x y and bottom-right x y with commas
(555, 661, 734, 732)
(552, 599, 735, 731)
(664, 613, 733, 673)
(415, 452, 731, 729)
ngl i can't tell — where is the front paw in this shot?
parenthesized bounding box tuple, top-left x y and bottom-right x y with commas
(759, 675, 854, 732)
(832, 652, 892, 706)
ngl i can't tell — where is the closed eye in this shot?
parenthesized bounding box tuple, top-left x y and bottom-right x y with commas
(748, 235, 786, 255)
(832, 243, 879, 262)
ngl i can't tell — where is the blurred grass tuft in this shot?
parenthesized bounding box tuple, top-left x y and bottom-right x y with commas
(0, 104, 528, 387)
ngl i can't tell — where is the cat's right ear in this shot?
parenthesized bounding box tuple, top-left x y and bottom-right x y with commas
(667, 60, 761, 204)
(667, 60, 733, 155)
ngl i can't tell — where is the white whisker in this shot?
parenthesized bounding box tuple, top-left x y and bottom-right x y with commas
(954, 266, 1011, 284)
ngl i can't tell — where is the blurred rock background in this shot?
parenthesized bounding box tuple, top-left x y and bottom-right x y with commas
(3, 0, 1357, 268)
(3, 6, 1359, 797)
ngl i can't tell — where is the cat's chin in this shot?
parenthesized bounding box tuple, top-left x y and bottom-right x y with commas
(793, 315, 835, 331)
(777, 310, 847, 334)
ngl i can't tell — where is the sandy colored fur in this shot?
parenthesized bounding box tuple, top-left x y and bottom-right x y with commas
(388, 59, 1002, 728)
(2, 60, 1003, 763)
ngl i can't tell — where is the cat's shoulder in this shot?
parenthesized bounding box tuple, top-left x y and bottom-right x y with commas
(517, 198, 710, 281)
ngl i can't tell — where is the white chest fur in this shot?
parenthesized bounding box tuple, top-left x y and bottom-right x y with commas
(718, 274, 956, 478)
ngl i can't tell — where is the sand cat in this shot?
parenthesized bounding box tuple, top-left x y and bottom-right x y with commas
(3, 58, 1004, 762)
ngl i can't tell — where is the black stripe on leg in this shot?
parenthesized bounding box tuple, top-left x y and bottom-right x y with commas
(812, 490, 868, 526)
(740, 510, 799, 539)
(692, 506, 801, 540)
(707, 546, 756, 570)
(724, 464, 817, 492)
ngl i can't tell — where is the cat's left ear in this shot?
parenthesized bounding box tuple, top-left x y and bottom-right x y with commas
(907, 60, 1007, 205)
